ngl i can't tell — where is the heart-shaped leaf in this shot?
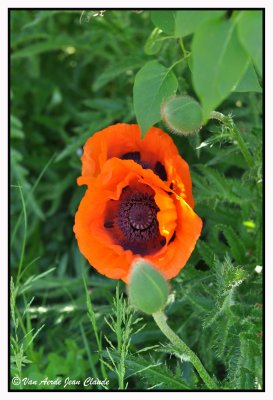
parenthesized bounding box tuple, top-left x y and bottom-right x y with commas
(192, 18, 249, 119)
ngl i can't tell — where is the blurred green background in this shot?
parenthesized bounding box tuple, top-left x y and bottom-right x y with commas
(10, 10, 263, 390)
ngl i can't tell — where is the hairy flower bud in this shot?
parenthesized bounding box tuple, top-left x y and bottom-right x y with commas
(128, 259, 168, 314)
(161, 95, 203, 135)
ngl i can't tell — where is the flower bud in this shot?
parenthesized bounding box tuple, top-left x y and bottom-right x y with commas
(128, 259, 168, 314)
(161, 95, 203, 135)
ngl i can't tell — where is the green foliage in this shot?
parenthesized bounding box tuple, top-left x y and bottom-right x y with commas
(102, 286, 144, 389)
(151, 10, 226, 38)
(144, 28, 163, 55)
(174, 10, 226, 37)
(233, 63, 262, 93)
(103, 351, 191, 390)
(151, 11, 176, 34)
(133, 61, 178, 135)
(10, 9, 263, 391)
(192, 18, 249, 119)
(236, 11, 263, 76)
(136, 10, 262, 124)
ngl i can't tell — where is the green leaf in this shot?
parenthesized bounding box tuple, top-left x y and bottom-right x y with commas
(92, 56, 145, 91)
(175, 10, 226, 37)
(11, 35, 74, 59)
(10, 114, 22, 129)
(11, 115, 24, 139)
(214, 224, 247, 265)
(197, 240, 215, 268)
(236, 11, 263, 76)
(233, 62, 262, 93)
(22, 11, 65, 29)
(82, 98, 124, 112)
(239, 332, 262, 384)
(192, 19, 249, 120)
(151, 10, 226, 38)
(192, 166, 244, 206)
(151, 11, 176, 35)
(133, 61, 178, 135)
(103, 351, 190, 389)
(144, 28, 163, 55)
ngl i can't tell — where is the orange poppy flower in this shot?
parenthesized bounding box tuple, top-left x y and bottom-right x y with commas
(74, 124, 202, 282)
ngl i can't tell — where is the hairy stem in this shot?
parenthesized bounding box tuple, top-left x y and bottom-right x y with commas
(209, 111, 254, 168)
(153, 311, 218, 389)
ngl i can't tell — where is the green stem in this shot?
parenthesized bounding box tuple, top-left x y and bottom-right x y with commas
(153, 311, 217, 389)
(209, 111, 226, 122)
(16, 185, 27, 286)
(156, 35, 177, 42)
(179, 37, 189, 58)
(209, 111, 254, 168)
(168, 39, 191, 73)
(168, 58, 184, 72)
(179, 37, 191, 68)
(231, 125, 255, 168)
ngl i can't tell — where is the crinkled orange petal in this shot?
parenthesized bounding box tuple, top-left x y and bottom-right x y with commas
(154, 190, 177, 243)
(74, 177, 133, 281)
(141, 127, 194, 208)
(79, 123, 194, 208)
(80, 123, 141, 179)
(147, 196, 202, 279)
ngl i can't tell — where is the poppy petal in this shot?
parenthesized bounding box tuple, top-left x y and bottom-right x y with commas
(147, 196, 202, 279)
(141, 127, 194, 208)
(81, 124, 141, 179)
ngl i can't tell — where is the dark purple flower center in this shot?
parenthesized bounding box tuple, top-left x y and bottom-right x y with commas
(104, 184, 166, 256)
(118, 191, 159, 243)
